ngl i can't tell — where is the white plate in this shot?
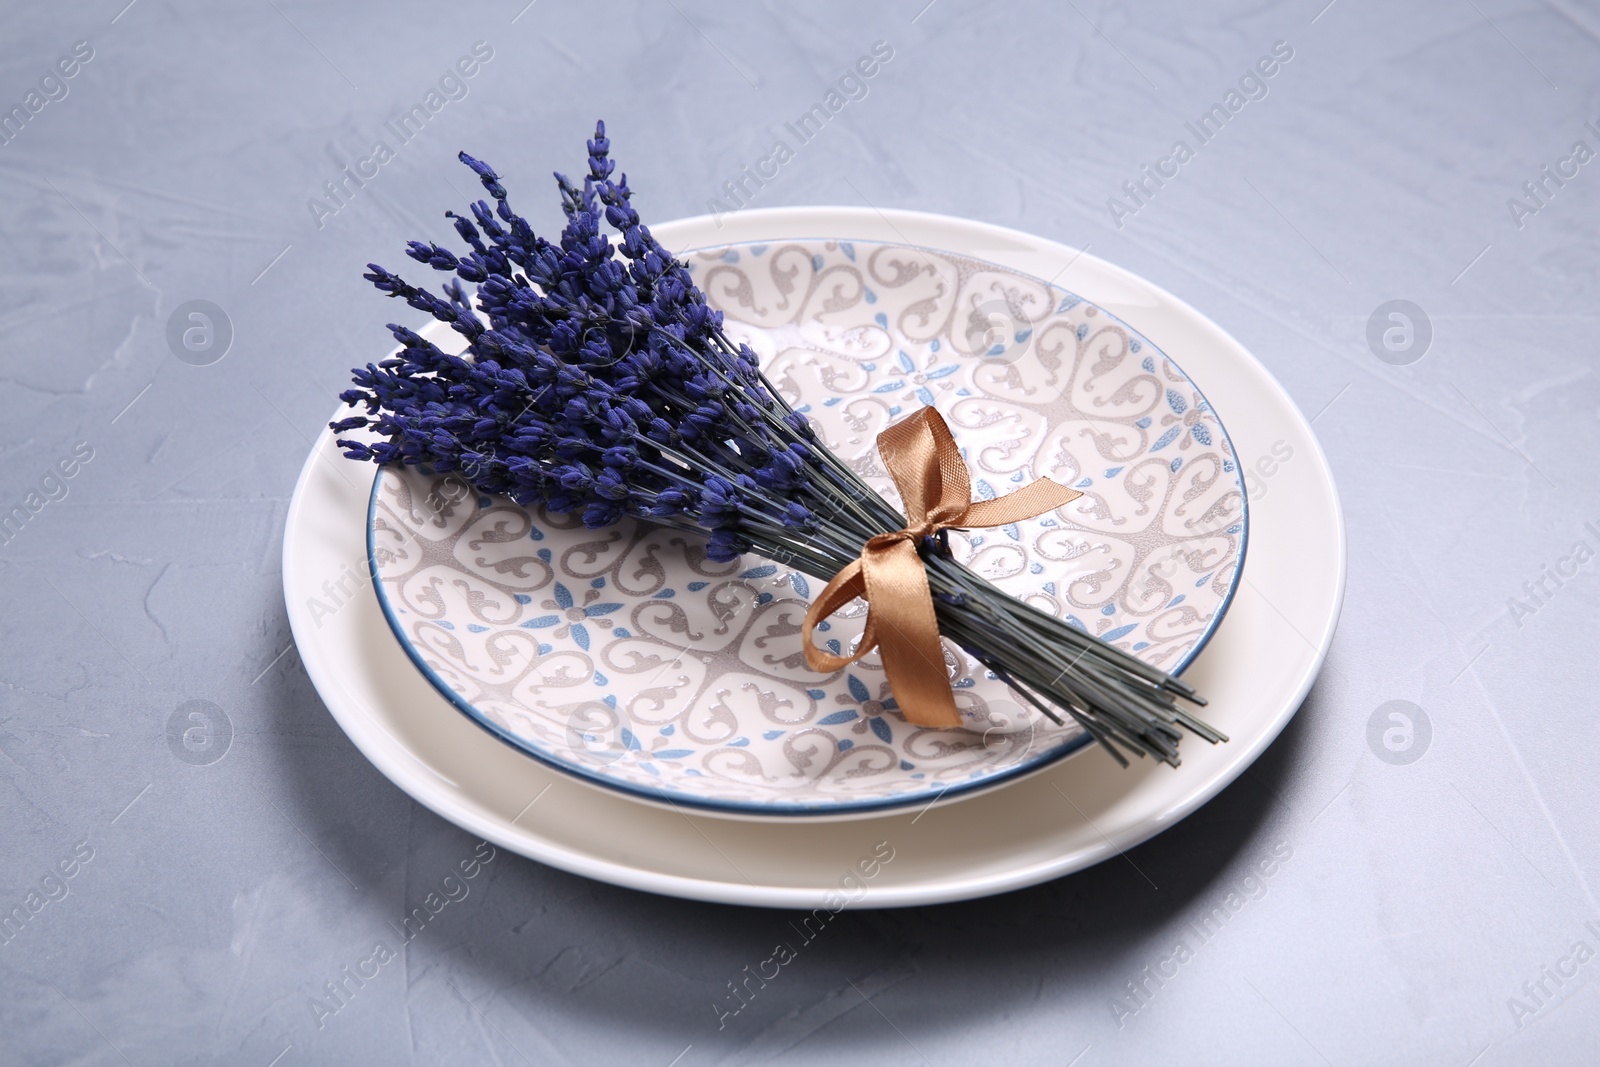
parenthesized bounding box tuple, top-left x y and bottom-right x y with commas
(365, 236, 1248, 818)
(283, 207, 1344, 908)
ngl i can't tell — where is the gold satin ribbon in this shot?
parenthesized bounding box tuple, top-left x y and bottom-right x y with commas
(802, 407, 1082, 728)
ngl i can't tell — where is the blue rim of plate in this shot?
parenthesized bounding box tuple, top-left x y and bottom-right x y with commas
(363, 237, 1249, 818)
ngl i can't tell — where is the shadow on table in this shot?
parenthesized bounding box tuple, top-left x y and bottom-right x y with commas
(265, 649, 1320, 1064)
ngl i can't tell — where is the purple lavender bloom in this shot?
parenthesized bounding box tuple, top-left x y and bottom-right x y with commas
(335, 122, 830, 566)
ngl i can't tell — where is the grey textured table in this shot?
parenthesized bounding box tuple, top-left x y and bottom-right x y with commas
(3, 1, 1597, 1064)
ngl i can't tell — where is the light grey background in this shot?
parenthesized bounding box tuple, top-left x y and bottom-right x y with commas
(2, 1, 1597, 1064)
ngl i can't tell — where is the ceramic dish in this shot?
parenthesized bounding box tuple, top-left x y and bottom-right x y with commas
(365, 238, 1246, 817)
(283, 206, 1343, 907)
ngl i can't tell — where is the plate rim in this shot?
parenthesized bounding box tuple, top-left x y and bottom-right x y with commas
(284, 205, 1344, 906)
(359, 233, 1251, 818)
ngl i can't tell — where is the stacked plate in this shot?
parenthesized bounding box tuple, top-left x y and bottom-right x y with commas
(284, 208, 1344, 908)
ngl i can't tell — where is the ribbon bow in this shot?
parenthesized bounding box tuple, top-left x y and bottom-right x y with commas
(802, 407, 1082, 728)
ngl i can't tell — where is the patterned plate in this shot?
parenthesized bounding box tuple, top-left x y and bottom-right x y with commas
(366, 238, 1247, 818)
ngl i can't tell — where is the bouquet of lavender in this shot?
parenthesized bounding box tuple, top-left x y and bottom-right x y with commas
(333, 122, 1224, 767)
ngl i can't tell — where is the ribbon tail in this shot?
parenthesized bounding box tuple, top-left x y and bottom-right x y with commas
(959, 478, 1082, 528)
(802, 560, 875, 673)
(860, 538, 963, 729)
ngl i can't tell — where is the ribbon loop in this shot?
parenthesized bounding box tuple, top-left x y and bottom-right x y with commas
(801, 407, 1082, 728)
